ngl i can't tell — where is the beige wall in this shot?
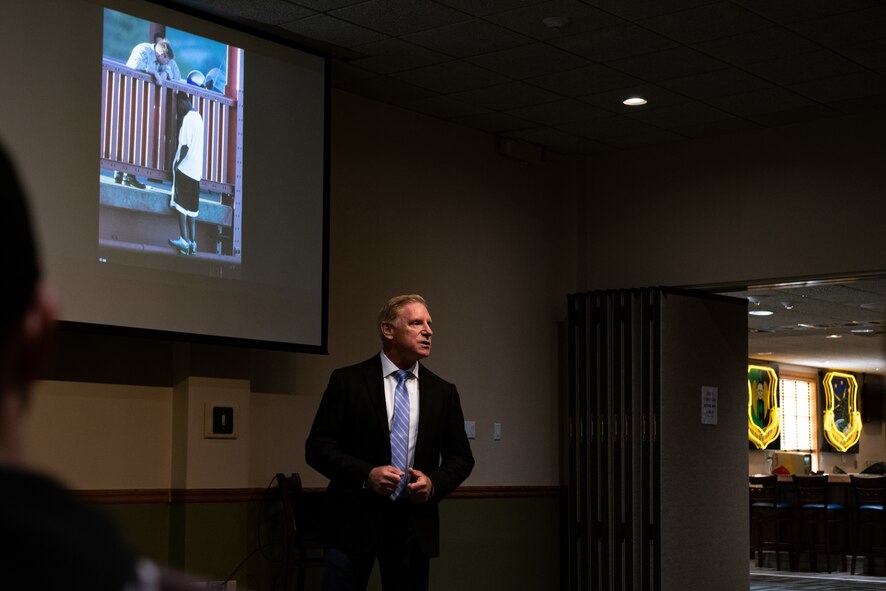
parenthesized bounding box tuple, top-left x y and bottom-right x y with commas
(25, 89, 578, 490)
(26, 93, 886, 495)
(27, 381, 173, 489)
(581, 110, 886, 291)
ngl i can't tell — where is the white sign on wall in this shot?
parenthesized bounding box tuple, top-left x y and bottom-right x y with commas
(701, 386, 718, 425)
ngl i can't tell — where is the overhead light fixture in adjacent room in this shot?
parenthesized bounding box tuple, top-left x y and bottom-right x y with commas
(749, 310, 774, 316)
(851, 328, 876, 335)
(623, 97, 647, 106)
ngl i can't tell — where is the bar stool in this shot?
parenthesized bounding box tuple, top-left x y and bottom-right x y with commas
(849, 474, 886, 575)
(792, 474, 847, 573)
(749, 475, 793, 570)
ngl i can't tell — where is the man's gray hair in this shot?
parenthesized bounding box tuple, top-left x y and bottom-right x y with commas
(377, 294, 427, 339)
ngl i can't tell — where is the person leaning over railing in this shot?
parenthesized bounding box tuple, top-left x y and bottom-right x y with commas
(115, 37, 177, 189)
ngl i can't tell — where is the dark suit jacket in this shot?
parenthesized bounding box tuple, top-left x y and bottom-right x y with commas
(305, 355, 475, 557)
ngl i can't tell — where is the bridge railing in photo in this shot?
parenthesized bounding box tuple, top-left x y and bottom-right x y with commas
(100, 57, 238, 195)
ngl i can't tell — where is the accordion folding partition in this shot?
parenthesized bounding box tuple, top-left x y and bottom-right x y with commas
(565, 288, 748, 591)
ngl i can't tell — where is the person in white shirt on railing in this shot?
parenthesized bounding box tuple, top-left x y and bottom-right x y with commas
(168, 92, 204, 257)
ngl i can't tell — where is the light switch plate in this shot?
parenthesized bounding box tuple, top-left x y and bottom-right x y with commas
(464, 421, 476, 439)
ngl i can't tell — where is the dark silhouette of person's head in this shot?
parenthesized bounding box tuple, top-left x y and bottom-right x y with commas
(1, 144, 40, 334)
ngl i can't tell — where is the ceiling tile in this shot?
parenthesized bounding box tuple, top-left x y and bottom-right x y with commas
(402, 19, 531, 58)
(838, 40, 886, 75)
(550, 22, 677, 62)
(329, 0, 469, 36)
(744, 50, 865, 86)
(745, 103, 840, 127)
(827, 92, 886, 116)
(658, 68, 773, 100)
(349, 38, 451, 74)
(704, 86, 819, 118)
(693, 27, 819, 66)
(607, 46, 726, 81)
(732, 0, 882, 25)
(789, 71, 886, 105)
(560, 114, 662, 140)
(449, 111, 536, 132)
(279, 14, 388, 47)
(787, 7, 886, 50)
(581, 0, 717, 21)
(627, 100, 733, 129)
(704, 87, 844, 127)
(485, 0, 623, 41)
(391, 60, 510, 93)
(505, 98, 610, 125)
(177, 0, 886, 158)
(528, 63, 641, 97)
(465, 43, 587, 80)
(637, 2, 772, 45)
(449, 81, 563, 110)
(195, 0, 315, 24)
(432, 0, 544, 18)
(289, 0, 367, 10)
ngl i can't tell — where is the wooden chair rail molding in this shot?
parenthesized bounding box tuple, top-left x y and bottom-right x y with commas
(75, 485, 563, 504)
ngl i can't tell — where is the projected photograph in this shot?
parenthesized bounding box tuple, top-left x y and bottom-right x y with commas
(99, 8, 244, 277)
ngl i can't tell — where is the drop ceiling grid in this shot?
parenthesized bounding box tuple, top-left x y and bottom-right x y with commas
(180, 0, 886, 153)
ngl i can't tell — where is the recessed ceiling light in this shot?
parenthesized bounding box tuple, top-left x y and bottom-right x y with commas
(623, 97, 647, 106)
(749, 310, 774, 316)
(851, 328, 875, 334)
(826, 334, 842, 339)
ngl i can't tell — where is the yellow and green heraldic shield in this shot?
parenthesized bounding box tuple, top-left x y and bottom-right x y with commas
(748, 365, 780, 449)
(822, 371, 861, 452)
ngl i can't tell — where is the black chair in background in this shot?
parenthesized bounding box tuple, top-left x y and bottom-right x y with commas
(792, 474, 847, 573)
(274, 473, 324, 591)
(849, 474, 886, 575)
(749, 475, 793, 570)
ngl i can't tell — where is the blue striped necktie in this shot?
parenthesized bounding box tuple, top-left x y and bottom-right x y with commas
(390, 369, 411, 500)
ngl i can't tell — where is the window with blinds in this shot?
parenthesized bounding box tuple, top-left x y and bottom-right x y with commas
(780, 376, 818, 451)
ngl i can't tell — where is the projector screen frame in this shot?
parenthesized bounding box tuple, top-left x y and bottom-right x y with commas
(52, 0, 332, 355)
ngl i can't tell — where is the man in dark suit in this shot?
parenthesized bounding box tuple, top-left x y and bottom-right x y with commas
(306, 294, 475, 591)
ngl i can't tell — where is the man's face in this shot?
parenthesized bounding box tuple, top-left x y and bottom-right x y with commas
(385, 302, 433, 364)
